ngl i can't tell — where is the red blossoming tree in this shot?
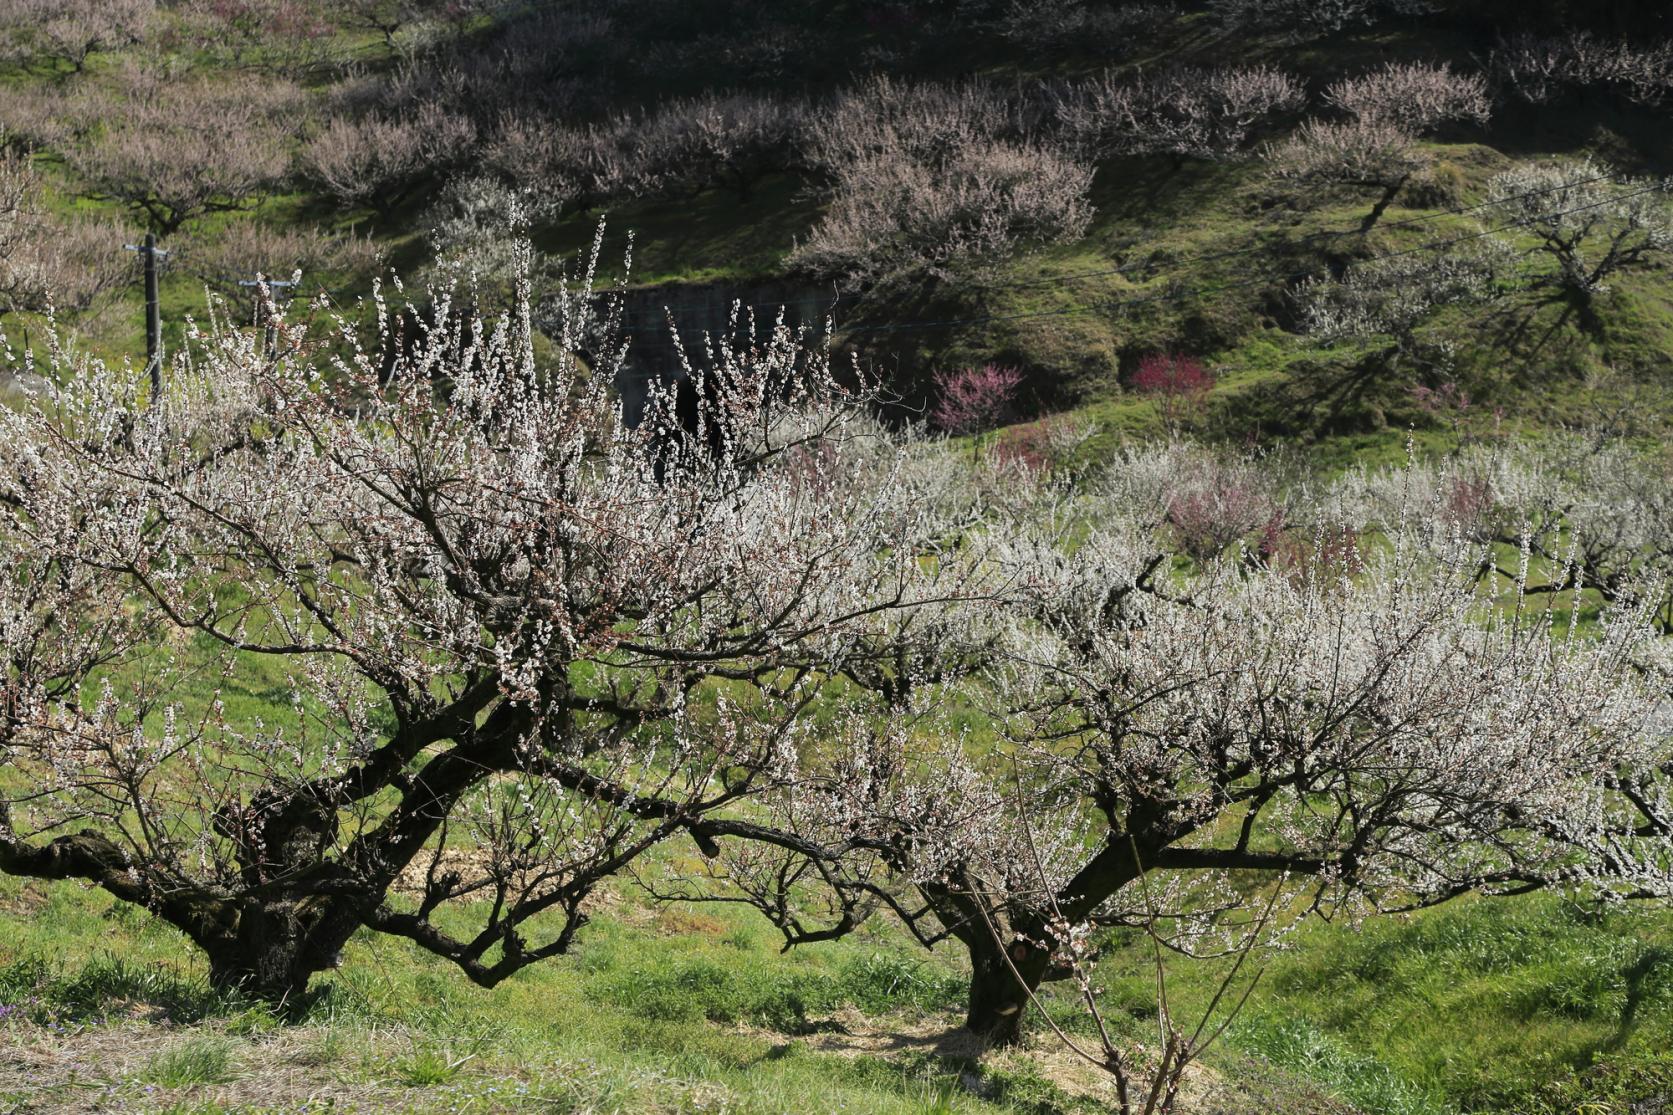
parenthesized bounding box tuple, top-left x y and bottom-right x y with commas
(931, 363, 1025, 435)
(1131, 352, 1213, 433)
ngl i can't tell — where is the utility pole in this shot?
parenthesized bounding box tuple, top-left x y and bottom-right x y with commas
(124, 234, 169, 402)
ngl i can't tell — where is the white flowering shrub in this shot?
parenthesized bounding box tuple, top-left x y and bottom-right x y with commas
(422, 175, 555, 290)
(481, 116, 629, 214)
(1340, 437, 1673, 633)
(789, 139, 1093, 282)
(1487, 30, 1673, 108)
(482, 93, 805, 216)
(1, 144, 133, 319)
(304, 96, 475, 220)
(1270, 61, 1490, 227)
(803, 76, 1031, 179)
(1294, 238, 1517, 350)
(1266, 116, 1424, 191)
(787, 77, 1092, 279)
(303, 103, 475, 218)
(0, 0, 152, 76)
(57, 69, 297, 235)
(1323, 62, 1492, 133)
(633, 92, 807, 202)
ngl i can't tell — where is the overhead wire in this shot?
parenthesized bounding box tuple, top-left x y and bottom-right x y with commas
(80, 174, 1663, 348)
(601, 166, 1628, 324)
(619, 177, 1668, 343)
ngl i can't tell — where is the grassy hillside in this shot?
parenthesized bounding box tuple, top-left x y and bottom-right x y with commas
(5, 2, 1673, 438)
(4, 2, 1673, 1113)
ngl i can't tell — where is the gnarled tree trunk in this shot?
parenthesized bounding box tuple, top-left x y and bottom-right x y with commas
(963, 933, 1052, 1048)
(199, 896, 359, 1011)
(934, 838, 1160, 1048)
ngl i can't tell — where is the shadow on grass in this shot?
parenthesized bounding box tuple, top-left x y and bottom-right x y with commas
(1602, 945, 1673, 1056)
(0, 953, 244, 1026)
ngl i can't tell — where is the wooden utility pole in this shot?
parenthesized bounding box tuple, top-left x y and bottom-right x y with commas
(125, 234, 168, 402)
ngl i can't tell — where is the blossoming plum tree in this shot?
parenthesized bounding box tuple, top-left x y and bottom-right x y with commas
(931, 363, 1024, 435)
(3, 237, 1670, 1053)
(708, 442, 1673, 1047)
(0, 244, 985, 1005)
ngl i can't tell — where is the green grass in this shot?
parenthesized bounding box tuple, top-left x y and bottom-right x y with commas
(0, 874, 1040, 1113)
(0, 951, 235, 1026)
(1072, 895, 1673, 1114)
(585, 943, 965, 1031)
(7, 865, 1673, 1113)
(1232, 1017, 1448, 1115)
(1258, 898, 1673, 1111)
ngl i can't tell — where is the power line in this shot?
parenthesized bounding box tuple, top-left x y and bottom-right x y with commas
(604, 168, 1631, 323)
(617, 180, 1665, 343)
(958, 168, 1628, 294)
(834, 180, 1670, 336)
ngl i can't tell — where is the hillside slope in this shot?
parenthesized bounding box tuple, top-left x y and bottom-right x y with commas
(3, 4, 1673, 1114)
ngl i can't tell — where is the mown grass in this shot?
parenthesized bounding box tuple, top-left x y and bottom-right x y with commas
(0, 873, 1063, 1113)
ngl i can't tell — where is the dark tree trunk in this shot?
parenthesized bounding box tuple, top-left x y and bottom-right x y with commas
(200, 898, 354, 1012)
(962, 933, 1051, 1048)
(940, 833, 1167, 1049)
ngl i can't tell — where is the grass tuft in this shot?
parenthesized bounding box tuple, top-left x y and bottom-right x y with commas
(144, 1035, 236, 1086)
(1232, 1016, 1449, 1115)
(393, 1044, 473, 1086)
